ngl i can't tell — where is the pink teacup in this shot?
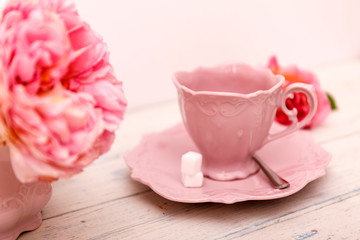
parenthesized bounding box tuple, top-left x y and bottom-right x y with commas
(173, 63, 317, 181)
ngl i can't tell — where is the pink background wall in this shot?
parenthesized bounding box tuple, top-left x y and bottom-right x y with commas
(2, 0, 360, 109)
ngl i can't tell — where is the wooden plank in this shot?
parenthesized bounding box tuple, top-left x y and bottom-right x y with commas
(41, 157, 150, 219)
(19, 131, 360, 239)
(238, 191, 360, 240)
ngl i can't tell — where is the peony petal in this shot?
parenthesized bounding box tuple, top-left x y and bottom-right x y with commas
(9, 143, 80, 183)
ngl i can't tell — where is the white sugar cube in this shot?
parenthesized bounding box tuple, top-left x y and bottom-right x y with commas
(182, 172, 204, 188)
(181, 151, 202, 175)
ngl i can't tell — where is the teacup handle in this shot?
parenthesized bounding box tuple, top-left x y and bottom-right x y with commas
(261, 83, 318, 147)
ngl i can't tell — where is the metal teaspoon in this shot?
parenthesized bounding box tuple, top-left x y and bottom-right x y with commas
(252, 155, 290, 190)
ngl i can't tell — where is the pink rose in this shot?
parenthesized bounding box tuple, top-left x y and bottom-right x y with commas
(0, 0, 126, 183)
(268, 56, 331, 128)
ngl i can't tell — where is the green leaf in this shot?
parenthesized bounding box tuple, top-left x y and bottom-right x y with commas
(326, 92, 337, 110)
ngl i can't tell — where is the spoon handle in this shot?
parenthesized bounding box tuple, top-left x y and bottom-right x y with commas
(252, 155, 290, 190)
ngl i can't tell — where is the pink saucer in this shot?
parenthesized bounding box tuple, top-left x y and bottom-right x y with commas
(125, 124, 331, 204)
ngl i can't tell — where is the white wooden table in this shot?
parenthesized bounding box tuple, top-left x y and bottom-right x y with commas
(19, 59, 360, 239)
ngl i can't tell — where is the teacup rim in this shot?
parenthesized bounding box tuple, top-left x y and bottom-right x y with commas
(173, 62, 285, 98)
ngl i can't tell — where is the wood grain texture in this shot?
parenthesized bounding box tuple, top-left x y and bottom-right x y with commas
(19, 59, 360, 239)
(239, 192, 360, 240)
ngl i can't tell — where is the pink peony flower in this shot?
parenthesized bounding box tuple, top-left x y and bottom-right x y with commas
(268, 56, 331, 128)
(0, 0, 127, 183)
